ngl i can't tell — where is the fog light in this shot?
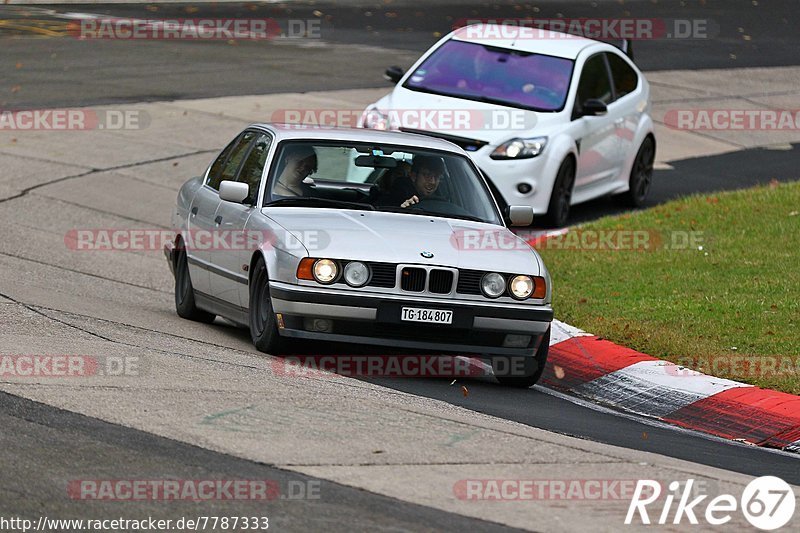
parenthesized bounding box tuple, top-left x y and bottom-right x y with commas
(517, 183, 533, 194)
(304, 318, 333, 333)
(503, 334, 531, 348)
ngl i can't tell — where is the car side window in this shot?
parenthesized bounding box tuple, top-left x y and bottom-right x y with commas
(575, 54, 613, 108)
(606, 53, 639, 100)
(207, 131, 257, 191)
(206, 138, 238, 191)
(236, 133, 273, 204)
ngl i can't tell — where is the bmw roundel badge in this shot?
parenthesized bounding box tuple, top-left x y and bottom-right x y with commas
(420, 251, 434, 258)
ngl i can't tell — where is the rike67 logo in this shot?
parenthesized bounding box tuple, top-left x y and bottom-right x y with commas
(626, 476, 796, 530)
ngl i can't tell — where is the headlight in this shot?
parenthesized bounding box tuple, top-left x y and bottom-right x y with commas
(362, 107, 391, 130)
(313, 259, 338, 284)
(490, 136, 548, 160)
(509, 275, 534, 299)
(481, 272, 506, 298)
(343, 261, 370, 287)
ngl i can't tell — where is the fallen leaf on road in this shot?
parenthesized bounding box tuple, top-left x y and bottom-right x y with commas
(461, 385, 469, 397)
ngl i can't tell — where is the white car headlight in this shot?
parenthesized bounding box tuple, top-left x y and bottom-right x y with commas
(343, 261, 370, 287)
(481, 272, 506, 299)
(509, 275, 534, 299)
(490, 137, 548, 160)
(313, 259, 338, 284)
(362, 107, 391, 130)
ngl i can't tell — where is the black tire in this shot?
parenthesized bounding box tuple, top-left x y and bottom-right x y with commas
(493, 327, 550, 388)
(543, 158, 575, 228)
(625, 136, 655, 207)
(248, 258, 287, 354)
(174, 245, 216, 323)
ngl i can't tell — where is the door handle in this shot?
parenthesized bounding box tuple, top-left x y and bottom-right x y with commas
(214, 215, 223, 225)
(191, 207, 198, 216)
(614, 118, 625, 125)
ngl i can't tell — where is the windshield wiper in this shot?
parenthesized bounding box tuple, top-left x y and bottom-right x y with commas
(264, 197, 375, 210)
(376, 206, 486, 223)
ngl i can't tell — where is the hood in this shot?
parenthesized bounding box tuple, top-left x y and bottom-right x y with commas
(373, 87, 563, 146)
(263, 207, 542, 276)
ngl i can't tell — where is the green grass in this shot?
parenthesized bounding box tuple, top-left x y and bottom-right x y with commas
(537, 181, 800, 394)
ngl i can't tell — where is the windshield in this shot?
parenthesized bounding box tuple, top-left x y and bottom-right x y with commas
(404, 39, 574, 112)
(265, 141, 503, 225)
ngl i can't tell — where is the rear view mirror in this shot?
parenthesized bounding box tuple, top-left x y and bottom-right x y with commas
(384, 66, 404, 84)
(507, 206, 534, 227)
(219, 180, 250, 203)
(355, 155, 398, 168)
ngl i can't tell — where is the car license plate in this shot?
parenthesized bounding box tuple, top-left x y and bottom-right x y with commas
(401, 307, 453, 325)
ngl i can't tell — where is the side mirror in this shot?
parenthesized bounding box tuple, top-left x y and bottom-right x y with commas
(219, 180, 250, 203)
(506, 206, 535, 227)
(384, 66, 404, 84)
(579, 99, 608, 117)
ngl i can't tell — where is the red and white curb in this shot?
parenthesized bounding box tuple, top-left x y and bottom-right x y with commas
(543, 320, 800, 453)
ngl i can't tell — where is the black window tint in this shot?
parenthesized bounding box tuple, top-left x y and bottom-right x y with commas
(237, 133, 272, 203)
(208, 131, 256, 190)
(207, 138, 238, 190)
(576, 54, 613, 107)
(607, 53, 638, 99)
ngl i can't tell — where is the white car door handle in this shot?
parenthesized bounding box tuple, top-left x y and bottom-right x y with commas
(615, 118, 625, 125)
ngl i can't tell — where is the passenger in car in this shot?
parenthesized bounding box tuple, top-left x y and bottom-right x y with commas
(373, 155, 446, 207)
(273, 145, 318, 197)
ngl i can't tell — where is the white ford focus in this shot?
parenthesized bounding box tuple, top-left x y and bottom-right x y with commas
(362, 24, 656, 227)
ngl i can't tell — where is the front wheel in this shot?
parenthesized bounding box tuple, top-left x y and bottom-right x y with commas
(174, 245, 216, 323)
(625, 136, 655, 207)
(543, 158, 575, 228)
(493, 327, 550, 388)
(249, 258, 287, 354)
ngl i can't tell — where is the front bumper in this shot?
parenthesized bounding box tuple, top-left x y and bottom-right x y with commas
(269, 282, 553, 356)
(472, 150, 555, 215)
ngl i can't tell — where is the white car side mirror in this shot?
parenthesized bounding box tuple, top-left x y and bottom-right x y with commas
(507, 205, 534, 226)
(219, 180, 250, 203)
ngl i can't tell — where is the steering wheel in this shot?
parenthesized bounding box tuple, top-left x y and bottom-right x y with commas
(413, 198, 473, 218)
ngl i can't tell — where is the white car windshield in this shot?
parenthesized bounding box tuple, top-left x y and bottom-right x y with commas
(265, 141, 503, 225)
(404, 39, 574, 112)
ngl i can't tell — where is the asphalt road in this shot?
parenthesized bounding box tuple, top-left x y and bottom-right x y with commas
(0, 391, 518, 532)
(1, 0, 798, 110)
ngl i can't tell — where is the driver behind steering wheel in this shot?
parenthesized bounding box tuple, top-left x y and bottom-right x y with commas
(399, 155, 446, 208)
